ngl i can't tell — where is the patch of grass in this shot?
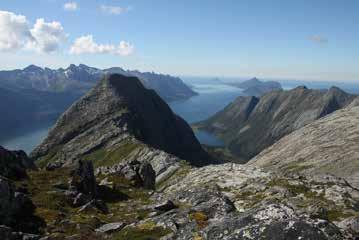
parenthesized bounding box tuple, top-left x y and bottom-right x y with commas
(83, 142, 140, 168)
(268, 178, 311, 196)
(327, 209, 354, 222)
(189, 211, 208, 229)
(112, 223, 172, 240)
(36, 146, 63, 168)
(282, 163, 313, 172)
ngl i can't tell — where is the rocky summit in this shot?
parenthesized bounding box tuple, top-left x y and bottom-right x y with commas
(197, 86, 356, 161)
(31, 74, 213, 167)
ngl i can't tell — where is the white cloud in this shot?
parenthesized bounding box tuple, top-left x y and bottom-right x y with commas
(310, 35, 328, 44)
(0, 10, 33, 51)
(69, 35, 134, 56)
(100, 5, 130, 15)
(0, 10, 67, 53)
(64, 2, 78, 11)
(29, 18, 67, 52)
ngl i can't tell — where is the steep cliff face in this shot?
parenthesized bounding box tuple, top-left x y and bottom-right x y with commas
(31, 74, 212, 167)
(248, 104, 359, 189)
(198, 86, 356, 161)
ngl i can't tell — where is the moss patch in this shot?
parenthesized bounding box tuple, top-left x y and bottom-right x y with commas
(189, 211, 208, 229)
(112, 222, 172, 240)
(83, 142, 140, 168)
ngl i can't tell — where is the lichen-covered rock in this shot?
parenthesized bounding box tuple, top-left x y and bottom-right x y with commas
(148, 163, 358, 239)
(95, 222, 125, 234)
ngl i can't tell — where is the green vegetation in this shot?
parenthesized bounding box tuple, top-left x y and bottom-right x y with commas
(112, 221, 172, 240)
(36, 146, 63, 168)
(83, 141, 140, 168)
(282, 162, 314, 172)
(189, 211, 208, 229)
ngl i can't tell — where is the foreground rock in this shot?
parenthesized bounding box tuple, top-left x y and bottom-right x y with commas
(249, 104, 359, 189)
(151, 163, 358, 239)
(31, 74, 214, 168)
(0, 146, 35, 180)
(0, 176, 42, 237)
(69, 160, 97, 197)
(197, 86, 356, 161)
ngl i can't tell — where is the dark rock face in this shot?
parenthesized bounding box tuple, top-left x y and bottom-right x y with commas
(31, 74, 212, 167)
(198, 86, 356, 161)
(107, 160, 156, 189)
(69, 160, 97, 197)
(0, 177, 37, 230)
(0, 146, 35, 180)
(139, 162, 156, 189)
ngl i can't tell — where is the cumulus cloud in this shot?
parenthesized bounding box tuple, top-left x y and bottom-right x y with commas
(64, 2, 78, 11)
(69, 35, 134, 56)
(0, 10, 67, 53)
(100, 5, 130, 15)
(310, 35, 328, 44)
(29, 18, 67, 52)
(0, 10, 33, 51)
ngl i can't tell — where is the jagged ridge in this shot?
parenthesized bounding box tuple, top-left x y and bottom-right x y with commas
(197, 86, 356, 161)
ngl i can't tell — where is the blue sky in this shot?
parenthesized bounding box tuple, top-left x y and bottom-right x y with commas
(0, 0, 358, 82)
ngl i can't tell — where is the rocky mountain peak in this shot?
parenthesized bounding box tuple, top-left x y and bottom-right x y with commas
(23, 65, 43, 72)
(31, 74, 212, 167)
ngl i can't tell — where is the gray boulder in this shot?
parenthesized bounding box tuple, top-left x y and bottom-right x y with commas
(95, 222, 125, 234)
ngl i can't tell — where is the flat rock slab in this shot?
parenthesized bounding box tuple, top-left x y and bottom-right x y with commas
(95, 222, 126, 234)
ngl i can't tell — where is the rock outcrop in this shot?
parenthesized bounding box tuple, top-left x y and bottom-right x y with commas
(197, 86, 356, 161)
(0, 176, 41, 235)
(249, 104, 359, 189)
(151, 163, 358, 239)
(31, 74, 213, 167)
(0, 146, 35, 179)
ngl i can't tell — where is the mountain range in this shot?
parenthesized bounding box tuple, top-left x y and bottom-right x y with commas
(0, 64, 197, 101)
(0, 74, 358, 239)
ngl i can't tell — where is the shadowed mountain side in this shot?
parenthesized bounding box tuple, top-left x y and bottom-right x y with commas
(197, 86, 356, 161)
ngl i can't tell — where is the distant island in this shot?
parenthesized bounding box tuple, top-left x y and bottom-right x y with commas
(226, 77, 282, 97)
